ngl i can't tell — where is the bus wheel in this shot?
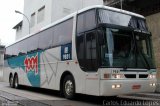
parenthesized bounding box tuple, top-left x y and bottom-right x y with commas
(63, 75, 75, 99)
(9, 75, 13, 88)
(13, 75, 19, 89)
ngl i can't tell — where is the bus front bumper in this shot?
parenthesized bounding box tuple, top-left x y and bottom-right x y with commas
(100, 79, 156, 96)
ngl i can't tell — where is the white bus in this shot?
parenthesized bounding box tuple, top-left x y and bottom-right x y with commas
(4, 5, 156, 99)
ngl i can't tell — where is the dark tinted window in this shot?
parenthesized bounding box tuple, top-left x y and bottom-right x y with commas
(53, 18, 73, 46)
(76, 30, 98, 71)
(76, 34, 85, 69)
(85, 31, 97, 71)
(6, 18, 73, 58)
(77, 9, 96, 34)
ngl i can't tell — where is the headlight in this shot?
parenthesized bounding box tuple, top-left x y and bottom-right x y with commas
(148, 74, 156, 79)
(112, 84, 121, 89)
(150, 83, 156, 87)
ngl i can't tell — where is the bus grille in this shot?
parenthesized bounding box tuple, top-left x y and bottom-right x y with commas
(124, 74, 148, 78)
(124, 74, 136, 78)
(139, 74, 148, 78)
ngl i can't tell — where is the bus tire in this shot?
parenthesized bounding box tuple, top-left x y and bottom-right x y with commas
(9, 75, 14, 88)
(13, 75, 19, 89)
(63, 75, 75, 99)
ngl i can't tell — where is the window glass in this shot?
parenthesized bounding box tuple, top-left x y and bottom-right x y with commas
(138, 19, 148, 31)
(85, 31, 97, 71)
(6, 46, 12, 56)
(6, 44, 19, 57)
(38, 28, 53, 49)
(98, 9, 148, 31)
(19, 40, 28, 54)
(27, 34, 39, 52)
(53, 18, 73, 46)
(98, 9, 131, 27)
(76, 34, 85, 69)
(141, 40, 148, 55)
(12, 44, 18, 56)
(6, 18, 73, 58)
(77, 9, 96, 34)
(31, 13, 36, 27)
(37, 6, 45, 23)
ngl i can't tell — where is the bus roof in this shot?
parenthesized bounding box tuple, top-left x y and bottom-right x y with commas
(78, 5, 144, 18)
(7, 5, 145, 48)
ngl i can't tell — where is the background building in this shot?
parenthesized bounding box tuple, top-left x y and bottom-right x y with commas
(14, 0, 103, 40)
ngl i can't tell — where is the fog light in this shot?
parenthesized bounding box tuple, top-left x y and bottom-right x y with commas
(149, 74, 156, 79)
(116, 84, 121, 88)
(150, 83, 156, 87)
(112, 84, 121, 89)
(112, 85, 116, 89)
(152, 83, 156, 86)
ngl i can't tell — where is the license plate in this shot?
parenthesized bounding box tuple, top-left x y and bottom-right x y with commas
(132, 85, 141, 90)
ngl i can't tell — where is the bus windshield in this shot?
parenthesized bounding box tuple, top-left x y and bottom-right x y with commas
(100, 28, 155, 69)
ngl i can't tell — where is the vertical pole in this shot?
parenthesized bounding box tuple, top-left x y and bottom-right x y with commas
(15, 10, 30, 34)
(120, 0, 123, 10)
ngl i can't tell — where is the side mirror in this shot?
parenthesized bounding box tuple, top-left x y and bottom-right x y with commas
(97, 30, 106, 45)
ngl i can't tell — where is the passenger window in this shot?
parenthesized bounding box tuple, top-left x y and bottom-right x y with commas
(38, 28, 53, 49)
(53, 19, 73, 46)
(27, 34, 39, 52)
(19, 40, 28, 54)
(77, 9, 96, 34)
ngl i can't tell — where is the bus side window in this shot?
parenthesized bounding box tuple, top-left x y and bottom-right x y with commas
(85, 31, 98, 71)
(77, 34, 85, 69)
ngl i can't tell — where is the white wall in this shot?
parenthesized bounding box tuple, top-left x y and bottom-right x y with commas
(17, 0, 103, 40)
(51, 0, 103, 22)
(22, 0, 52, 38)
(15, 28, 22, 40)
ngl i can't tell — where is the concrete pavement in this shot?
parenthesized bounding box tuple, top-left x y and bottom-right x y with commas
(0, 82, 160, 106)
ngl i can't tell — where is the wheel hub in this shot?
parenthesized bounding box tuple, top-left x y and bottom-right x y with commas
(65, 80, 73, 95)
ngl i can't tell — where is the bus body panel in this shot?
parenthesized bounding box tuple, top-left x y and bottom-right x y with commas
(39, 47, 60, 89)
(100, 79, 156, 96)
(54, 61, 86, 93)
(99, 68, 156, 96)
